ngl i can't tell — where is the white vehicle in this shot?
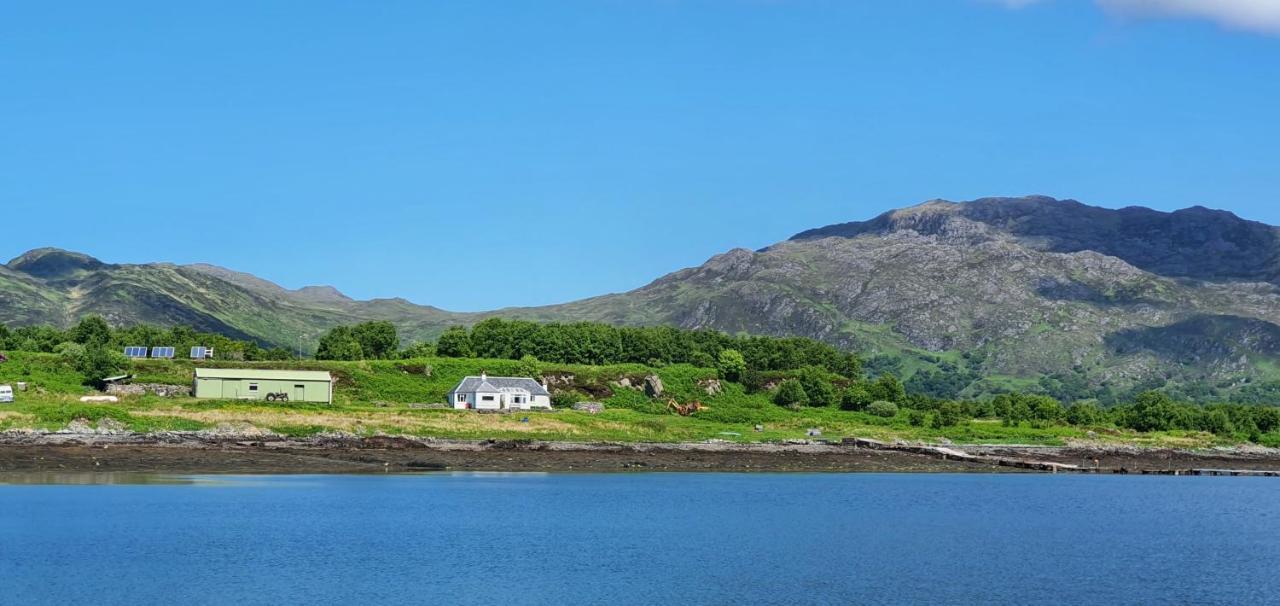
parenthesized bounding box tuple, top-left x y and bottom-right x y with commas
(0, 385, 13, 404)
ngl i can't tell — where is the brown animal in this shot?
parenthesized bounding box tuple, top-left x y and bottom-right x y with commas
(666, 398, 706, 417)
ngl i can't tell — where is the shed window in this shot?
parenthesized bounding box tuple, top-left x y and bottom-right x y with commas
(248, 383, 259, 392)
(295, 384, 305, 389)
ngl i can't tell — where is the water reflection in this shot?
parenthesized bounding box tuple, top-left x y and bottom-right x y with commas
(0, 472, 202, 485)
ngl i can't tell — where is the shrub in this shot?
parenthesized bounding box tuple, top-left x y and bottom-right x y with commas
(316, 326, 364, 361)
(868, 374, 906, 404)
(930, 402, 964, 428)
(717, 349, 747, 382)
(841, 384, 873, 411)
(773, 379, 809, 408)
(866, 400, 898, 418)
(516, 354, 541, 378)
(551, 390, 588, 408)
(907, 409, 927, 427)
(399, 341, 436, 359)
(1065, 402, 1101, 426)
(796, 366, 839, 407)
(70, 345, 128, 388)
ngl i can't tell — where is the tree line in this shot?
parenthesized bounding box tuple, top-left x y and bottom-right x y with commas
(421, 318, 862, 378)
(0, 317, 294, 361)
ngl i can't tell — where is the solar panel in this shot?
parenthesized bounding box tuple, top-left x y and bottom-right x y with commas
(124, 346, 148, 358)
(191, 346, 207, 359)
(150, 347, 175, 359)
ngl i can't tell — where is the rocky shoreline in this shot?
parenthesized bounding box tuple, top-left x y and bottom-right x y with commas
(2, 430, 1280, 475)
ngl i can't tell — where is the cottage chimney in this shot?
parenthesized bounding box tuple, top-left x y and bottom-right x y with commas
(480, 371, 487, 381)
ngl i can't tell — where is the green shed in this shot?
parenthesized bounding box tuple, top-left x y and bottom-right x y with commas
(193, 368, 334, 403)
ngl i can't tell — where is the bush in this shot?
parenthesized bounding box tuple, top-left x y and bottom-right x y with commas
(930, 401, 964, 428)
(907, 409, 926, 427)
(866, 400, 898, 418)
(841, 384, 873, 411)
(551, 390, 588, 408)
(399, 341, 436, 359)
(1065, 402, 1101, 426)
(516, 354, 541, 379)
(868, 374, 906, 404)
(796, 366, 839, 408)
(316, 326, 364, 361)
(773, 379, 809, 408)
(717, 349, 747, 382)
(70, 345, 128, 388)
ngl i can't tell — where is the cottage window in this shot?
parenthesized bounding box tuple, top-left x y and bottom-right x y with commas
(481, 395, 495, 402)
(458, 394, 468, 402)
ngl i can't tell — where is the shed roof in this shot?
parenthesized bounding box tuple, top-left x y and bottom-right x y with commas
(194, 368, 333, 382)
(448, 376, 549, 396)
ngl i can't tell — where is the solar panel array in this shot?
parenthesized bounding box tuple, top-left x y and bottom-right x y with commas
(150, 347, 176, 359)
(124, 346, 148, 358)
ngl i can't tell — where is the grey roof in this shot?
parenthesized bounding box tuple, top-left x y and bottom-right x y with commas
(448, 376, 549, 396)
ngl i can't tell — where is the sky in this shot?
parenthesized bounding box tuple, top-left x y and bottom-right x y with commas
(2, 1, 1279, 311)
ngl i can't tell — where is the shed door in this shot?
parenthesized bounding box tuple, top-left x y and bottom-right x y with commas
(222, 382, 239, 399)
(293, 384, 306, 402)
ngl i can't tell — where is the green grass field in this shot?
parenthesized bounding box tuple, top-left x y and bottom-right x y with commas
(0, 352, 1257, 448)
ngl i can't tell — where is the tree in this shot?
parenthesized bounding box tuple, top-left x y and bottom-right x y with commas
(796, 366, 839, 407)
(435, 326, 474, 358)
(70, 316, 112, 346)
(516, 354, 540, 379)
(773, 379, 809, 408)
(1123, 391, 1186, 432)
(1201, 409, 1234, 436)
(841, 384, 873, 411)
(868, 374, 906, 404)
(352, 321, 399, 359)
(399, 341, 436, 359)
(1065, 402, 1101, 426)
(930, 402, 964, 428)
(315, 326, 364, 361)
(71, 344, 128, 388)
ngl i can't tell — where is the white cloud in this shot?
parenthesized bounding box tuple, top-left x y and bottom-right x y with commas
(998, 0, 1280, 35)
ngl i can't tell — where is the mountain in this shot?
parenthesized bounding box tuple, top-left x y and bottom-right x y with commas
(542, 197, 1280, 397)
(1, 248, 468, 348)
(5, 196, 1280, 400)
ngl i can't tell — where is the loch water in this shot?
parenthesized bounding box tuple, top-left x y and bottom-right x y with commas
(2, 473, 1278, 605)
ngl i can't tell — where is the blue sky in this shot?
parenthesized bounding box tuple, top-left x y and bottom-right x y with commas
(3, 1, 1278, 310)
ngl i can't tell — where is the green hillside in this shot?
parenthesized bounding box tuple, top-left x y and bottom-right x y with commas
(1, 352, 1275, 448)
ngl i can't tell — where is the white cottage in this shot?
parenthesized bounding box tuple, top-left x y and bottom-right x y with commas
(447, 373, 552, 411)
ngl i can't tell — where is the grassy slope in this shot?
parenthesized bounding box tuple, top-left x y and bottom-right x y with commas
(0, 352, 1261, 447)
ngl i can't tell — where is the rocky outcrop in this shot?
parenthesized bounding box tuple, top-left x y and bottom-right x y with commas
(643, 375, 665, 398)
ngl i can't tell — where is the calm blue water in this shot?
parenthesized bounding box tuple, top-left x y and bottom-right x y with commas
(2, 473, 1278, 605)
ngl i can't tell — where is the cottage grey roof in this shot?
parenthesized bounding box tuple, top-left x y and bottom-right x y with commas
(448, 376, 549, 396)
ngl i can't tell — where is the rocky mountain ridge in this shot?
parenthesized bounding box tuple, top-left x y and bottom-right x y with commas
(4, 196, 1280, 400)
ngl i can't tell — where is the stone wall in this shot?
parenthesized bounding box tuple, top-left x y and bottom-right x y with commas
(105, 383, 192, 398)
